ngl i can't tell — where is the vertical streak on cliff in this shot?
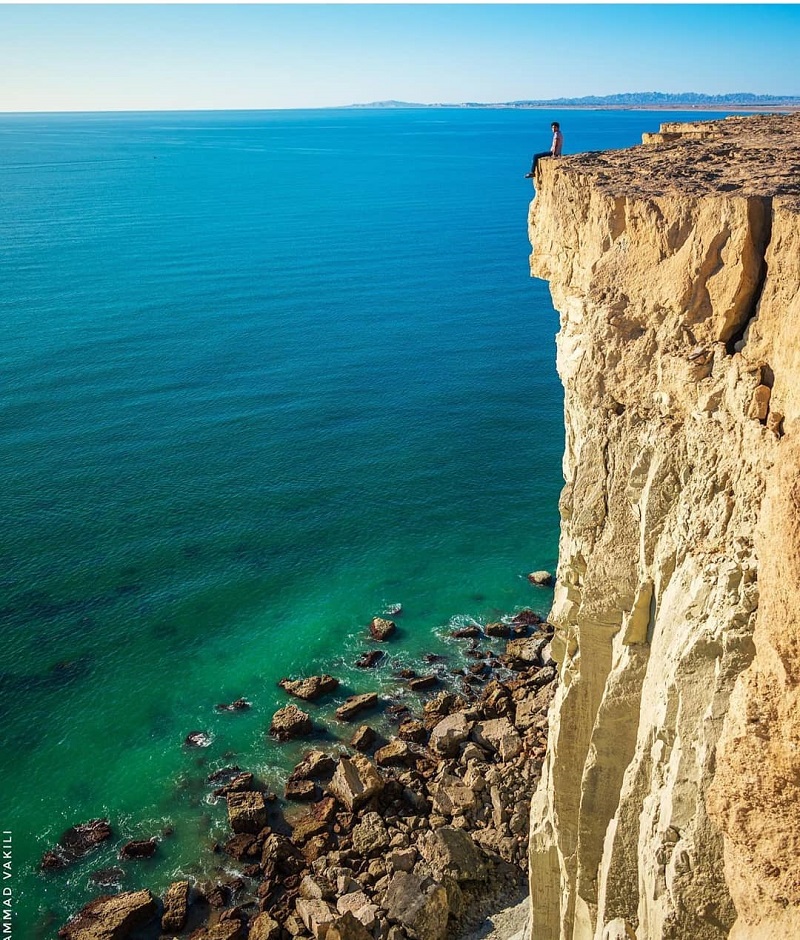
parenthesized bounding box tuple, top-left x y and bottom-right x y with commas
(525, 117, 800, 940)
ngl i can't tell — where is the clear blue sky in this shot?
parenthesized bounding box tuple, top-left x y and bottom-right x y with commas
(1, 4, 798, 111)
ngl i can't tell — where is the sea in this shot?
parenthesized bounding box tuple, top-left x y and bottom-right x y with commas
(0, 108, 734, 934)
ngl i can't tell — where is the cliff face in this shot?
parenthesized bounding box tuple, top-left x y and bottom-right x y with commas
(526, 114, 800, 940)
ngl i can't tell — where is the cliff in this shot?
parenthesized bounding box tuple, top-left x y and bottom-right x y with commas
(526, 114, 800, 940)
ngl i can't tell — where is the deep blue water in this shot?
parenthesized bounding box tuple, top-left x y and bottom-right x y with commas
(0, 108, 732, 933)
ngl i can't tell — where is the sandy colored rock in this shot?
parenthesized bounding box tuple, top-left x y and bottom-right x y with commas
(526, 113, 800, 940)
(328, 754, 383, 811)
(269, 703, 313, 741)
(226, 790, 268, 834)
(279, 674, 340, 701)
(384, 872, 449, 940)
(296, 899, 337, 939)
(249, 912, 282, 940)
(58, 889, 157, 940)
(429, 710, 472, 757)
(161, 880, 190, 932)
(335, 692, 379, 722)
(369, 617, 396, 640)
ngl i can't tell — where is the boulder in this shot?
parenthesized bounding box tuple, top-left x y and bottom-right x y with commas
(58, 889, 157, 940)
(419, 827, 488, 882)
(527, 570, 553, 586)
(398, 719, 427, 744)
(61, 819, 113, 859)
(384, 872, 449, 940)
(335, 693, 379, 722)
(429, 774, 478, 816)
(325, 912, 374, 940)
(355, 650, 384, 669)
(118, 839, 157, 860)
(296, 898, 337, 939)
(485, 621, 512, 638)
(286, 779, 318, 802)
(450, 626, 481, 639)
(184, 730, 213, 747)
(224, 834, 260, 861)
(369, 617, 396, 641)
(226, 791, 268, 834)
(408, 674, 439, 692)
(472, 717, 523, 761)
(350, 725, 376, 751)
(213, 771, 256, 798)
(511, 608, 543, 626)
(291, 796, 337, 844)
(269, 704, 313, 741)
(290, 750, 336, 782)
(89, 868, 124, 888)
(161, 880, 190, 932)
(503, 635, 549, 665)
(351, 812, 390, 855)
(336, 892, 379, 930)
(388, 847, 417, 873)
(279, 675, 340, 701)
(249, 913, 282, 940)
(429, 711, 472, 758)
(375, 739, 414, 767)
(328, 755, 383, 811)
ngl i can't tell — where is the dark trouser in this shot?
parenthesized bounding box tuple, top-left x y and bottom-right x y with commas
(530, 151, 552, 173)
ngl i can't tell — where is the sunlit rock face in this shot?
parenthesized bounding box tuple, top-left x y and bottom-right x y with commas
(526, 114, 800, 940)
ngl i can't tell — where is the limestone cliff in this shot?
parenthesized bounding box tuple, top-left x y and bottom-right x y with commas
(526, 114, 800, 940)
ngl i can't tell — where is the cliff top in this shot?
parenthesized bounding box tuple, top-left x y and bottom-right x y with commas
(557, 113, 800, 206)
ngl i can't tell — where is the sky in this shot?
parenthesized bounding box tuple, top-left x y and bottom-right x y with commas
(0, 3, 799, 112)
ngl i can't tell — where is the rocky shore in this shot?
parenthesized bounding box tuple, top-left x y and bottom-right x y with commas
(53, 602, 558, 940)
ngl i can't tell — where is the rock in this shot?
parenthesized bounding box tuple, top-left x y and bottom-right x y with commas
(89, 868, 125, 887)
(58, 889, 157, 940)
(184, 730, 213, 747)
(388, 847, 417, 873)
(450, 626, 481, 639)
(61, 819, 114, 859)
(350, 725, 377, 751)
(216, 697, 251, 711)
(300, 874, 334, 901)
(503, 635, 549, 665)
(429, 711, 472, 757)
(429, 774, 478, 816)
(408, 674, 439, 692)
(291, 796, 337, 843)
(419, 827, 488, 882)
(270, 704, 313, 740)
(485, 621, 512, 638)
(118, 838, 157, 860)
(328, 755, 384, 811)
(527, 570, 553, 586)
(369, 617, 396, 641)
(224, 833, 260, 861)
(213, 771, 255, 798)
(207, 765, 242, 783)
(325, 912, 374, 940)
(290, 750, 337, 782)
(384, 873, 449, 940)
(286, 779, 319, 801)
(355, 650, 385, 669)
(398, 719, 427, 744)
(748, 383, 771, 421)
(472, 717, 523, 760)
(249, 912, 282, 940)
(335, 693, 379, 722)
(227, 791, 268, 834)
(351, 812, 390, 855)
(374, 738, 414, 767)
(280, 675, 340, 701)
(510, 608, 543, 626)
(335, 893, 379, 930)
(161, 880, 190, 932)
(296, 898, 337, 939)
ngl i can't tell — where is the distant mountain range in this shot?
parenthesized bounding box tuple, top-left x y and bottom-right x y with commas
(342, 92, 800, 110)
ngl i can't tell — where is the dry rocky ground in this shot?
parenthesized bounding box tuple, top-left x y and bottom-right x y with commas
(51, 608, 557, 940)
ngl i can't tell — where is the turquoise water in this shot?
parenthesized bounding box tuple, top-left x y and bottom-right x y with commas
(1, 108, 731, 934)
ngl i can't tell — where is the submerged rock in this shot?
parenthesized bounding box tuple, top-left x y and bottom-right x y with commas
(335, 693, 379, 722)
(119, 838, 157, 860)
(184, 730, 213, 748)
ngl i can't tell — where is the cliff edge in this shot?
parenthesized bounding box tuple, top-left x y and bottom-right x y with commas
(527, 114, 800, 940)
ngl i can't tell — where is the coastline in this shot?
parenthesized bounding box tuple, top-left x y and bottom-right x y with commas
(52, 601, 557, 939)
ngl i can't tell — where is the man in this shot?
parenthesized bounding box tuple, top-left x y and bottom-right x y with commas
(525, 122, 563, 178)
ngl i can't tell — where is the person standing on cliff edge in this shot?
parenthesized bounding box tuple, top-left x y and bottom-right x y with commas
(525, 122, 563, 178)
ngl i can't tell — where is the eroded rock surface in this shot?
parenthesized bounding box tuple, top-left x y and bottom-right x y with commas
(527, 113, 800, 940)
